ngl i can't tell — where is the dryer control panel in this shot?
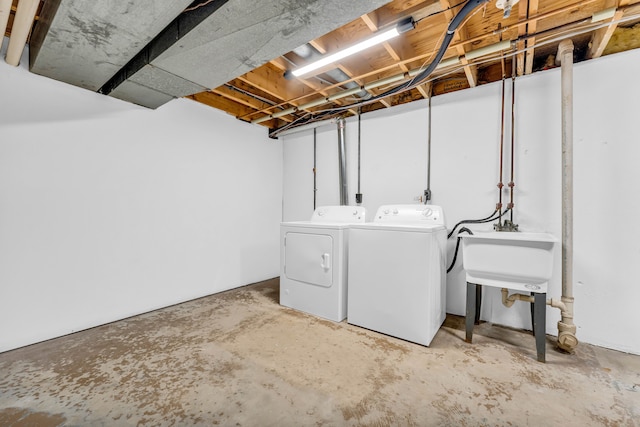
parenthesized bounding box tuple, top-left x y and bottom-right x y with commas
(374, 204, 445, 225)
(311, 206, 367, 223)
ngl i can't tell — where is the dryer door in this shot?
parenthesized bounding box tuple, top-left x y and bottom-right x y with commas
(284, 232, 333, 288)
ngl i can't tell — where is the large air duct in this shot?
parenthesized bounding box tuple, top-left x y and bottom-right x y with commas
(337, 118, 349, 206)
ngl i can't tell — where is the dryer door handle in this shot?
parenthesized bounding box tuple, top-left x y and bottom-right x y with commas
(321, 253, 331, 271)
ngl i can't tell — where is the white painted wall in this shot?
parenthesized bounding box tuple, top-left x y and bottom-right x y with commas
(0, 46, 282, 352)
(282, 49, 640, 355)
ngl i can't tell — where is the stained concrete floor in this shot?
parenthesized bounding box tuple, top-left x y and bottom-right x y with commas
(1, 278, 639, 427)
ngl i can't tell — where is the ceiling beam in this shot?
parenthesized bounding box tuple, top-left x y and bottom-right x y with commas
(439, 0, 478, 88)
(361, 12, 409, 103)
(415, 81, 432, 99)
(211, 85, 293, 123)
(524, 0, 540, 75)
(515, 2, 528, 76)
(587, 0, 627, 59)
(239, 0, 609, 121)
(236, 63, 305, 103)
(374, 0, 442, 29)
(188, 91, 264, 120)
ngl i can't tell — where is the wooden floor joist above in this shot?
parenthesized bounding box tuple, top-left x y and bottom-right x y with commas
(193, 0, 640, 133)
(5, 0, 640, 132)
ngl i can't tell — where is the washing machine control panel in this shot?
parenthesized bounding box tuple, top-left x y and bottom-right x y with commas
(375, 204, 444, 225)
(311, 206, 367, 223)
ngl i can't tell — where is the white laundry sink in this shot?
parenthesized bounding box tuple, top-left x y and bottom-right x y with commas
(460, 232, 558, 292)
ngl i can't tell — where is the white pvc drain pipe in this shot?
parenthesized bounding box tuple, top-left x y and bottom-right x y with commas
(557, 39, 579, 353)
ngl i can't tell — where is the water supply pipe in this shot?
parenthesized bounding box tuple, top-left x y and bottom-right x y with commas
(313, 128, 317, 210)
(337, 117, 349, 206)
(557, 39, 578, 353)
(508, 57, 516, 222)
(425, 86, 432, 204)
(356, 108, 362, 205)
(0, 0, 13, 49)
(5, 0, 39, 66)
(497, 55, 506, 223)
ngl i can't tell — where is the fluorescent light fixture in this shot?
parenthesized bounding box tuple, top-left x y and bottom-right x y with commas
(291, 17, 414, 78)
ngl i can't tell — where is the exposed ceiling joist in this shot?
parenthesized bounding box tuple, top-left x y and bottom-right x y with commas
(440, 0, 478, 88)
(3, 0, 640, 135)
(588, 0, 627, 58)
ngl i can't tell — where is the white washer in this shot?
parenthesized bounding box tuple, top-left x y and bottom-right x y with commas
(280, 206, 367, 322)
(347, 204, 447, 346)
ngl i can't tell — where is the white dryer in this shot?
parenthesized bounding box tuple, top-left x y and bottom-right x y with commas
(347, 204, 447, 346)
(280, 206, 367, 322)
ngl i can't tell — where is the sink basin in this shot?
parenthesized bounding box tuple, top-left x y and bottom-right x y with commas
(460, 232, 559, 292)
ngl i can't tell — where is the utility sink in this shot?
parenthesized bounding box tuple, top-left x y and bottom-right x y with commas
(460, 232, 559, 293)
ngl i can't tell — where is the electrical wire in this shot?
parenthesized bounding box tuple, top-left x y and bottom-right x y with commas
(298, 1, 489, 115)
(353, 0, 490, 109)
(415, 0, 469, 24)
(445, 207, 512, 273)
(447, 227, 473, 273)
(269, 0, 490, 137)
(448, 208, 511, 239)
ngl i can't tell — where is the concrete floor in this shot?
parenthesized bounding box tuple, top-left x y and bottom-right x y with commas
(1, 278, 639, 427)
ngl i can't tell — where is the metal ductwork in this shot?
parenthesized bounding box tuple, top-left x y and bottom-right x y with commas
(29, 0, 195, 91)
(28, 0, 390, 109)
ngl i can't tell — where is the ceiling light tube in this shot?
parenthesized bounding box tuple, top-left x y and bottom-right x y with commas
(464, 40, 512, 61)
(292, 17, 415, 78)
(254, 51, 467, 125)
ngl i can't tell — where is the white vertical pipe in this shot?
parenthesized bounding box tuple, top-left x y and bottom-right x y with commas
(557, 39, 578, 353)
(5, 0, 39, 66)
(0, 0, 13, 50)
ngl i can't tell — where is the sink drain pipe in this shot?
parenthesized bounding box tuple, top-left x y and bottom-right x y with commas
(557, 39, 578, 353)
(337, 117, 349, 206)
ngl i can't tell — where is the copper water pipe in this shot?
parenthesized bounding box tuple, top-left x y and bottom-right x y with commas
(508, 54, 516, 220)
(497, 48, 506, 225)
